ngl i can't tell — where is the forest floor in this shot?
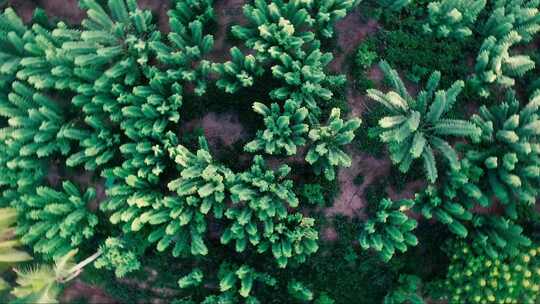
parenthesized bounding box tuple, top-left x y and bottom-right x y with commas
(2, 1, 420, 302)
(322, 7, 426, 239)
(324, 8, 382, 220)
(61, 280, 117, 304)
(209, 0, 247, 62)
(182, 112, 248, 147)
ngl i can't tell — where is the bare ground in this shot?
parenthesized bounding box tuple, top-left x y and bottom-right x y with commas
(7, 0, 170, 28)
(118, 267, 181, 304)
(181, 111, 248, 148)
(323, 9, 431, 222)
(70, 171, 107, 211)
(138, 0, 171, 32)
(386, 180, 426, 202)
(472, 200, 507, 216)
(61, 280, 117, 304)
(322, 9, 388, 220)
(5, 0, 35, 22)
(329, 9, 380, 74)
(321, 225, 338, 242)
(207, 0, 248, 62)
(324, 148, 391, 219)
(2, 0, 428, 298)
(46, 161, 106, 211)
(35, 0, 85, 24)
(265, 145, 308, 171)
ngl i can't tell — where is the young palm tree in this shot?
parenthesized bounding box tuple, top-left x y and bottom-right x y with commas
(367, 61, 481, 183)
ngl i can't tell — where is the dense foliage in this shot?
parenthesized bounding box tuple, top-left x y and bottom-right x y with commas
(367, 61, 480, 182)
(430, 240, 540, 303)
(0, 0, 538, 303)
(359, 198, 418, 262)
(466, 90, 540, 217)
(423, 0, 486, 39)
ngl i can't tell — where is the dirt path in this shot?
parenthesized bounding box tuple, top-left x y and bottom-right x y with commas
(321, 8, 389, 220)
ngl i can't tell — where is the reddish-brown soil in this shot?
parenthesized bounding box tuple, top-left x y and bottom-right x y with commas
(324, 148, 391, 218)
(46, 161, 106, 210)
(329, 9, 380, 73)
(182, 111, 248, 148)
(70, 171, 107, 211)
(118, 267, 181, 304)
(46, 162, 62, 187)
(321, 225, 339, 242)
(367, 65, 385, 84)
(35, 0, 85, 24)
(5, 0, 35, 22)
(322, 8, 389, 220)
(265, 145, 308, 171)
(64, 268, 182, 304)
(61, 280, 118, 304)
(1, 0, 430, 301)
(6, 0, 169, 28)
(386, 180, 426, 202)
(347, 65, 386, 119)
(472, 200, 507, 215)
(386, 179, 427, 220)
(137, 0, 171, 32)
(207, 0, 248, 62)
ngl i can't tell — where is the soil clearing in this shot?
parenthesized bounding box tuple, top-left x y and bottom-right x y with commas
(181, 111, 247, 148)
